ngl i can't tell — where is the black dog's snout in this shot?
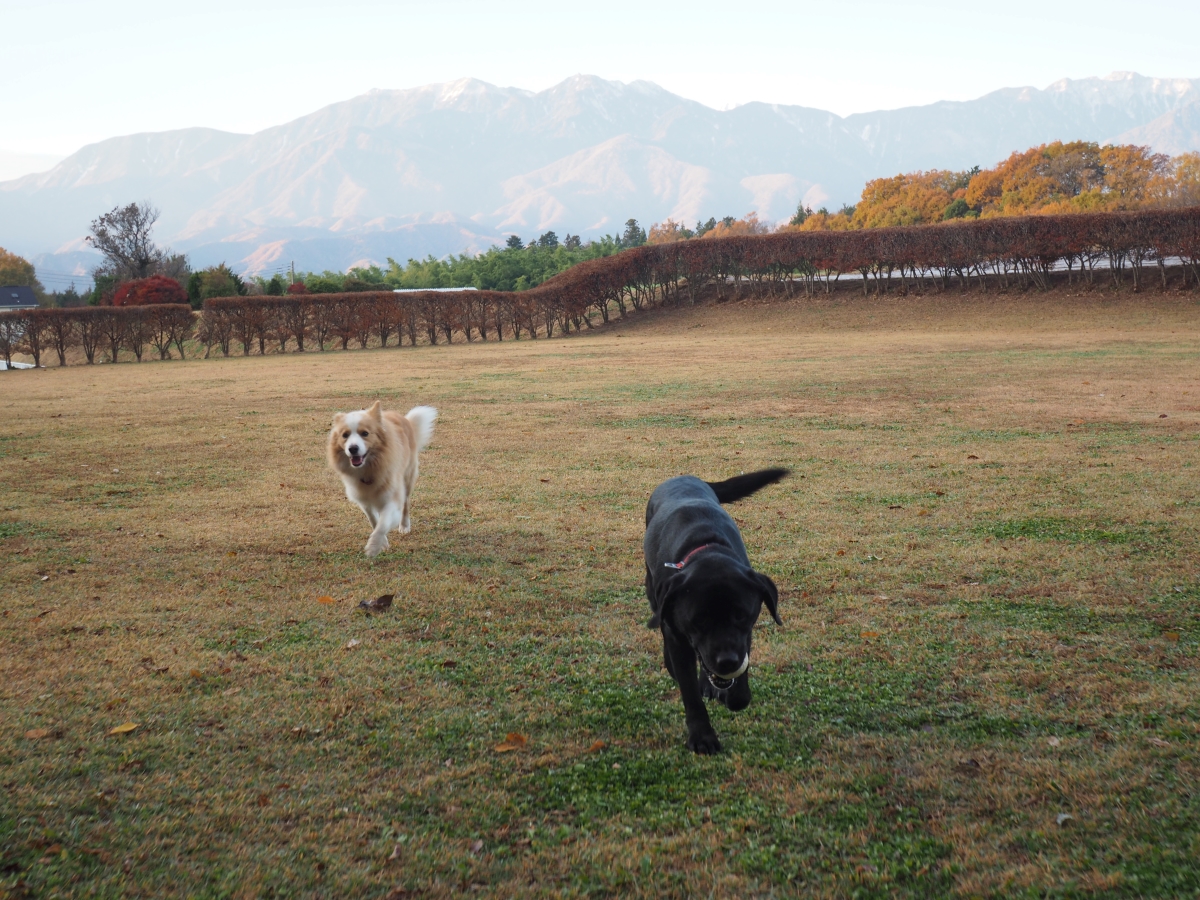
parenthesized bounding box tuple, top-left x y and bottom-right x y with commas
(713, 651, 743, 677)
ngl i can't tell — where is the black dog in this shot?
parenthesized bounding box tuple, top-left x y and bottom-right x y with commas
(644, 468, 788, 754)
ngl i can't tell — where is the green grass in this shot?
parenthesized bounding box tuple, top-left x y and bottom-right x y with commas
(1, 287, 1198, 897)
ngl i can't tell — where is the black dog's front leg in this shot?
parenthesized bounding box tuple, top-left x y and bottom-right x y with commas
(662, 626, 720, 754)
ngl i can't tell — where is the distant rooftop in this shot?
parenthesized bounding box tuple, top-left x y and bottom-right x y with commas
(0, 285, 38, 311)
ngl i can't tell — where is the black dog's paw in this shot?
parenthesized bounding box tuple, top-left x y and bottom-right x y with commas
(646, 613, 660, 629)
(687, 729, 722, 755)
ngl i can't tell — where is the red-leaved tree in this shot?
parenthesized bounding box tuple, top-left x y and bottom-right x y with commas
(113, 275, 188, 306)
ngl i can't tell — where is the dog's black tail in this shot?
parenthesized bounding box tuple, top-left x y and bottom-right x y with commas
(706, 468, 790, 504)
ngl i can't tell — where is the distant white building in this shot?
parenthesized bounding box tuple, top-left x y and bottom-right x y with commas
(392, 287, 478, 293)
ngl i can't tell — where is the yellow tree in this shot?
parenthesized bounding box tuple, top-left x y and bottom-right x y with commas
(852, 170, 970, 227)
(647, 219, 688, 244)
(1146, 152, 1200, 207)
(1098, 144, 1170, 209)
(797, 208, 857, 231)
(0, 247, 45, 296)
(701, 212, 774, 238)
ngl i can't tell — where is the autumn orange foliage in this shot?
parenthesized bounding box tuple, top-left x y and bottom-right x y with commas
(791, 142, 1200, 233)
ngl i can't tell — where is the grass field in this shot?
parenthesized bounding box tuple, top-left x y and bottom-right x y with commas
(1, 287, 1197, 898)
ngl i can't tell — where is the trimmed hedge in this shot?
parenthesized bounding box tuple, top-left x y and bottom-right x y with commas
(0, 305, 194, 368)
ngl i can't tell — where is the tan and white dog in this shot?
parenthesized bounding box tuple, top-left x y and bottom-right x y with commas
(327, 402, 437, 558)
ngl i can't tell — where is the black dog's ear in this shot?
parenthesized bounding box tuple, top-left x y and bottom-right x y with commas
(756, 573, 782, 626)
(651, 573, 682, 629)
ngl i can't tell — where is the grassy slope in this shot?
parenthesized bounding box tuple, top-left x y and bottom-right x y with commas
(1, 287, 1197, 898)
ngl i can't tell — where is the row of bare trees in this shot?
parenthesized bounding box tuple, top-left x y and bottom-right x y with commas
(4, 207, 1200, 366)
(0, 305, 194, 368)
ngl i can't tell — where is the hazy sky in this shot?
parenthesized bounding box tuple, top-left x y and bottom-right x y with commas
(5, 0, 1200, 168)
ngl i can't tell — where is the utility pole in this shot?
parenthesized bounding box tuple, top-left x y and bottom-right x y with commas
(289, 261, 295, 285)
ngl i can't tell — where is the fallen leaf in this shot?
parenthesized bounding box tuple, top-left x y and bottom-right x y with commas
(966, 454, 979, 460)
(40, 575, 49, 582)
(917, 509, 930, 516)
(1164, 632, 1180, 642)
(189, 669, 203, 679)
(1047, 736, 1061, 747)
(539, 478, 550, 483)
(1159, 413, 1168, 418)
(345, 639, 361, 650)
(441, 659, 458, 669)
(1056, 813, 1074, 827)
(836, 549, 845, 556)
(861, 631, 880, 639)
(887, 504, 904, 509)
(358, 594, 394, 612)
(469, 839, 484, 855)
(24, 728, 51, 740)
(1134, 456, 1145, 461)
(587, 740, 606, 753)
(226, 551, 237, 558)
(256, 793, 270, 807)
(494, 732, 528, 752)
(251, 640, 265, 649)
(388, 843, 403, 862)
(1148, 737, 1170, 748)
(109, 722, 138, 736)
(231, 650, 247, 662)
(317, 596, 336, 605)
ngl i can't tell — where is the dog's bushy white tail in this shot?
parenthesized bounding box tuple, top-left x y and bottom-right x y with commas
(405, 406, 437, 450)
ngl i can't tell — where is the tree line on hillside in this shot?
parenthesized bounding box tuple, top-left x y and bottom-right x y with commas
(285, 219, 651, 294)
(6, 204, 1198, 369)
(782, 142, 1200, 232)
(0, 211, 655, 310)
(158, 204, 1200, 357)
(4, 137, 1200, 349)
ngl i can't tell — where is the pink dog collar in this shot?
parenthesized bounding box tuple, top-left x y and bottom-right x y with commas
(664, 544, 714, 570)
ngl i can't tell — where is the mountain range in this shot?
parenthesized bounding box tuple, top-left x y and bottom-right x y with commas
(3, 71, 1198, 284)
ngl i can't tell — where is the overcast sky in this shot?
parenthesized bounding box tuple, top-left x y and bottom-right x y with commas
(4, 0, 1200, 173)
